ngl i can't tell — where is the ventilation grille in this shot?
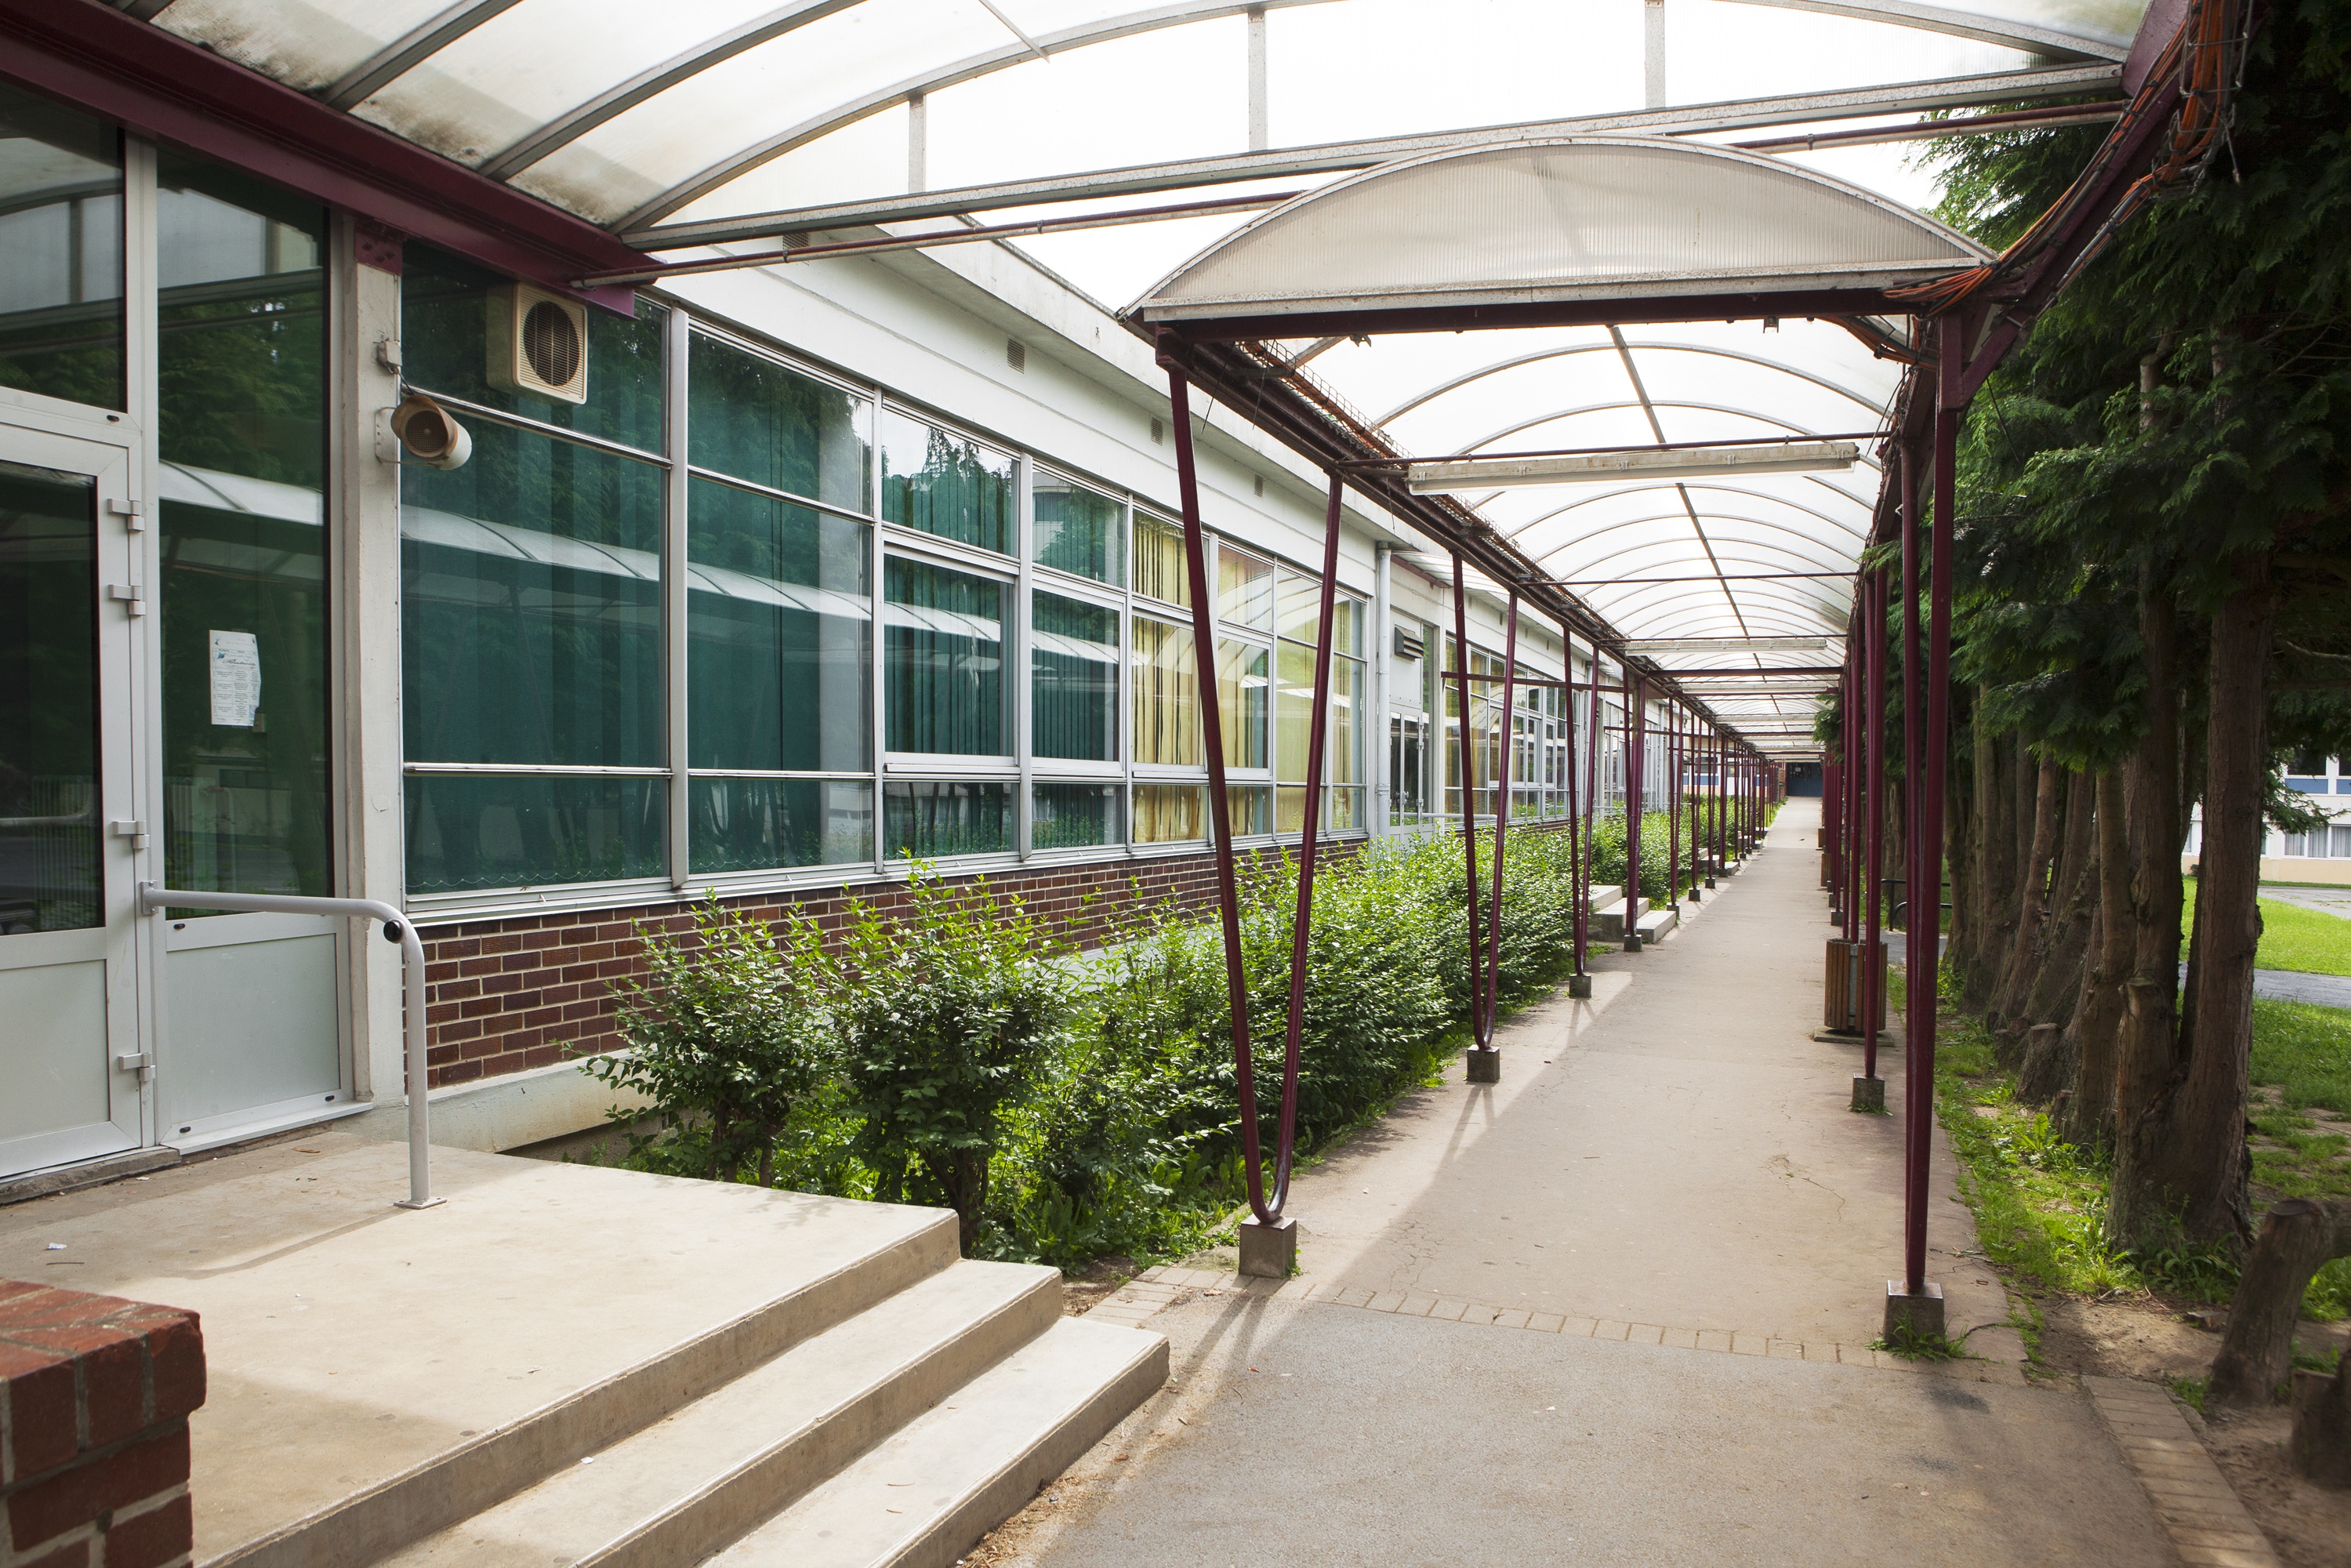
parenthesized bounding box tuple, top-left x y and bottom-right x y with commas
(1394, 626, 1426, 662)
(1253, 475, 1264, 497)
(782, 230, 813, 251)
(1150, 417, 1164, 445)
(1005, 338, 1025, 372)
(487, 283, 588, 404)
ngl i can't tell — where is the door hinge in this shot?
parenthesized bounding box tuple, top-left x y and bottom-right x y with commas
(107, 583, 145, 615)
(106, 499, 146, 532)
(111, 819, 148, 848)
(114, 1051, 151, 1076)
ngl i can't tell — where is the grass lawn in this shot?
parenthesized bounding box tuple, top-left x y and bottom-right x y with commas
(2183, 876, 2351, 976)
(1905, 967, 2351, 1325)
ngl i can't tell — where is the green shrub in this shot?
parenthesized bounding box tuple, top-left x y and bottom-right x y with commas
(837, 869, 1070, 1253)
(575, 894, 834, 1187)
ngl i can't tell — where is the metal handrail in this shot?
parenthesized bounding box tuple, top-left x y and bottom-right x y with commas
(137, 884, 441, 1210)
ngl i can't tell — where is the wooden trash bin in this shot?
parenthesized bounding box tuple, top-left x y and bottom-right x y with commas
(1823, 938, 1888, 1034)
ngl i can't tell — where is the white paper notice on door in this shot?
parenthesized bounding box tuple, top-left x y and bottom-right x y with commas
(209, 630, 261, 728)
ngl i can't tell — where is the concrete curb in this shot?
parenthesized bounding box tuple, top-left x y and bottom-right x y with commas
(2082, 1375, 2283, 1567)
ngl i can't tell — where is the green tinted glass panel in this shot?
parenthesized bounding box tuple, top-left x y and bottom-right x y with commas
(689, 477, 869, 771)
(1032, 478, 1122, 584)
(688, 333, 869, 511)
(0, 83, 122, 410)
(883, 780, 1009, 858)
(402, 422, 662, 768)
(880, 410, 1010, 553)
(1032, 590, 1117, 763)
(401, 246, 665, 454)
(157, 151, 330, 902)
(1032, 782, 1120, 851)
(884, 557, 1004, 756)
(691, 777, 872, 873)
(405, 774, 665, 894)
(0, 462, 100, 933)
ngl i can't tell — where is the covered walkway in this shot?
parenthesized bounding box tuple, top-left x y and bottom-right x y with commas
(996, 804, 2187, 1565)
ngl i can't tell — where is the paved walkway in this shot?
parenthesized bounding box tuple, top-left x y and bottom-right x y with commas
(2262, 882, 2351, 920)
(1003, 801, 2203, 1567)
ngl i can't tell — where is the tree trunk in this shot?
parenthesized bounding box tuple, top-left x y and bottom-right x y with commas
(2208, 1198, 2351, 1408)
(2023, 773, 2098, 1030)
(2066, 769, 2133, 1149)
(2169, 554, 2276, 1243)
(2292, 1363, 2351, 1489)
(1969, 725, 2021, 1010)
(2111, 565, 2188, 1250)
(1994, 755, 2063, 1041)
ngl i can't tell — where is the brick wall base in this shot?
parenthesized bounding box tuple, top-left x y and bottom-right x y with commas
(0, 1284, 204, 1568)
(417, 842, 1344, 1091)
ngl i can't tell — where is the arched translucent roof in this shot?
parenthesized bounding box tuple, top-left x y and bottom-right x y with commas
(1133, 138, 1991, 321)
(124, 0, 2153, 753)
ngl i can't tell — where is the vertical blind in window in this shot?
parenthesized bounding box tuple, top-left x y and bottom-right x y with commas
(1130, 616, 1199, 767)
(885, 557, 1006, 756)
(688, 333, 870, 512)
(1033, 477, 1123, 585)
(1032, 590, 1118, 762)
(881, 410, 1012, 554)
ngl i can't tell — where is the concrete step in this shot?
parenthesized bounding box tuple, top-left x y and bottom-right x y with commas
(1591, 892, 1648, 941)
(379, 1260, 1063, 1568)
(1634, 906, 1678, 942)
(709, 1316, 1169, 1568)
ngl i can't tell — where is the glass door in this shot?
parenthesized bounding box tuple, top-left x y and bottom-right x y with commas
(0, 433, 143, 1177)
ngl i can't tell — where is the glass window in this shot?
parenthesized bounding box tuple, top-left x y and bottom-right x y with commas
(0, 461, 100, 932)
(1224, 784, 1272, 837)
(402, 419, 664, 768)
(1130, 615, 1199, 767)
(883, 779, 1010, 858)
(688, 332, 869, 513)
(157, 151, 329, 902)
(1216, 640, 1268, 768)
(1032, 590, 1119, 763)
(401, 245, 665, 454)
(880, 409, 1011, 553)
(1032, 781, 1122, 851)
(405, 775, 665, 894)
(1133, 782, 1203, 844)
(688, 478, 869, 771)
(1275, 640, 1315, 782)
(884, 556, 1006, 756)
(1032, 476, 1123, 585)
(1276, 571, 1322, 644)
(1217, 544, 1272, 630)
(2290, 748, 2327, 777)
(1132, 513, 1191, 606)
(691, 777, 871, 873)
(0, 83, 123, 410)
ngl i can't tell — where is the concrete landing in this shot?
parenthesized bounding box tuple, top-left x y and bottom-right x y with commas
(0, 1134, 1163, 1568)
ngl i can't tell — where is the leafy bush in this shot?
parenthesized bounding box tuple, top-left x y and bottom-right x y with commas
(836, 870, 1070, 1252)
(584, 826, 1598, 1269)
(574, 895, 834, 1187)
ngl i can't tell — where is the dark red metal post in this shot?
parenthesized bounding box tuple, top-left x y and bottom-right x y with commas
(1481, 595, 1521, 1041)
(1452, 554, 1486, 1047)
(1277, 472, 1347, 1172)
(1907, 317, 1963, 1298)
(1567, 632, 1587, 975)
(1624, 674, 1645, 935)
(1899, 426, 1926, 1280)
(1667, 704, 1682, 902)
(1862, 564, 1888, 1082)
(1584, 647, 1603, 964)
(1844, 639, 1863, 940)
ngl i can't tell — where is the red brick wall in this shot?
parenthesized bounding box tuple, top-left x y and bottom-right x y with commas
(415, 843, 1344, 1090)
(0, 1283, 204, 1568)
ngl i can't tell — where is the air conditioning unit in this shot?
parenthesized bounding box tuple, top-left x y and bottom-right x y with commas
(486, 282, 588, 404)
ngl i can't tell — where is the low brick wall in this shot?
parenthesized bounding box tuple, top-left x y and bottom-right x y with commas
(0, 1283, 205, 1568)
(416, 841, 1348, 1090)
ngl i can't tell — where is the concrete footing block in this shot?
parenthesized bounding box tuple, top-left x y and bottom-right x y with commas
(1567, 973, 1592, 999)
(1622, 932, 1644, 953)
(1704, 876, 1716, 889)
(1686, 887, 1702, 902)
(1850, 1076, 1885, 1112)
(1239, 1215, 1297, 1279)
(1883, 1280, 1945, 1341)
(1465, 1047, 1501, 1083)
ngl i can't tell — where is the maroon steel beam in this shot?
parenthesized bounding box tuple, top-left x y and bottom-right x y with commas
(1452, 554, 1487, 1049)
(1906, 316, 1963, 1297)
(1845, 633, 1863, 941)
(1480, 595, 1522, 1046)
(1584, 645, 1604, 971)
(1625, 673, 1645, 938)
(1566, 629, 1588, 978)
(1159, 287, 1910, 345)
(1899, 426, 1926, 1282)
(1167, 362, 1282, 1225)
(1862, 563, 1888, 1081)
(1278, 472, 1347, 1186)
(0, 0, 648, 310)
